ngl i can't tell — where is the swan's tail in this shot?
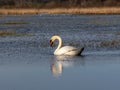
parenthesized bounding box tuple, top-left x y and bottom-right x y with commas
(79, 47, 84, 55)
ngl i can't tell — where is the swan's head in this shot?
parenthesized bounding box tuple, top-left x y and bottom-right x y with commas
(50, 35, 58, 47)
(50, 39, 53, 47)
(50, 36, 56, 47)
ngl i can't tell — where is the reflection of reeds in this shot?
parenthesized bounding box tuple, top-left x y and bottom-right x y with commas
(0, 8, 120, 14)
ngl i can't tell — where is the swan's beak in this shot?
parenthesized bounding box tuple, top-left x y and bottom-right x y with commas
(50, 40, 53, 47)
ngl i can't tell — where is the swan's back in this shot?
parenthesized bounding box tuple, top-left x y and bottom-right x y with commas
(54, 46, 84, 56)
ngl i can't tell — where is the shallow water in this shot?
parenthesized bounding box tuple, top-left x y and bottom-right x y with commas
(0, 14, 120, 90)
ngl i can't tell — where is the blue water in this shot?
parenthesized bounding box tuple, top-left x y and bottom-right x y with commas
(0, 14, 120, 90)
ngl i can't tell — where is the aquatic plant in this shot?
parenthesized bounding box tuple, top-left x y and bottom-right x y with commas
(0, 30, 16, 36)
(1, 21, 29, 25)
(0, 30, 32, 36)
(100, 40, 119, 47)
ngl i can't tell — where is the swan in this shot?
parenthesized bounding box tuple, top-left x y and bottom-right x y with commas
(50, 35, 84, 56)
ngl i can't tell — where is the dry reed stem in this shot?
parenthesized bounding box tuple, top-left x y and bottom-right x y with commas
(0, 7, 120, 14)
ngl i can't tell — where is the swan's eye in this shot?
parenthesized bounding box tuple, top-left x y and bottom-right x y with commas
(50, 40, 53, 46)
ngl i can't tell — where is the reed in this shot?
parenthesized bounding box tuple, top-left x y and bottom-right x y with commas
(0, 7, 120, 14)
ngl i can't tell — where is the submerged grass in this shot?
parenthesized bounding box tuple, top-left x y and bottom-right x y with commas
(100, 40, 120, 47)
(1, 21, 29, 25)
(0, 30, 16, 36)
(0, 30, 32, 36)
(0, 7, 120, 14)
(68, 39, 120, 48)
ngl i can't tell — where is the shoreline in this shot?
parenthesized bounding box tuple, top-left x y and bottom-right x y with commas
(0, 7, 120, 15)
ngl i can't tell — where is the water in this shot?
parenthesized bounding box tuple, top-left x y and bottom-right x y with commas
(0, 14, 120, 90)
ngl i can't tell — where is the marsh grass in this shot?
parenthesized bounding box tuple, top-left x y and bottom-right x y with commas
(0, 7, 120, 14)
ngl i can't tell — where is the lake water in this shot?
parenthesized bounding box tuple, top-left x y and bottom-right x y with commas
(0, 14, 120, 90)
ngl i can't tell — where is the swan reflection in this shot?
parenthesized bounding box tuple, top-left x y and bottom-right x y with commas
(51, 55, 85, 77)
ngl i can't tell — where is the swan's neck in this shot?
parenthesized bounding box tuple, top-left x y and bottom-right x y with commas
(54, 36, 62, 54)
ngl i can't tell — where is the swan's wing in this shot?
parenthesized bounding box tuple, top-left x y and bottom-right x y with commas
(55, 46, 83, 55)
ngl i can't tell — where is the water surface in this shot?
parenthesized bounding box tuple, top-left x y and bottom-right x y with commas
(0, 14, 120, 90)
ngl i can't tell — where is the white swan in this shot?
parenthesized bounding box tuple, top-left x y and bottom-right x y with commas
(50, 35, 84, 56)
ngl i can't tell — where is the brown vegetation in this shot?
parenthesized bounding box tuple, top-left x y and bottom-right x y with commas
(0, 7, 120, 15)
(0, 0, 120, 8)
(2, 21, 29, 25)
(0, 0, 120, 14)
(0, 30, 16, 36)
(0, 30, 32, 36)
(100, 40, 120, 47)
